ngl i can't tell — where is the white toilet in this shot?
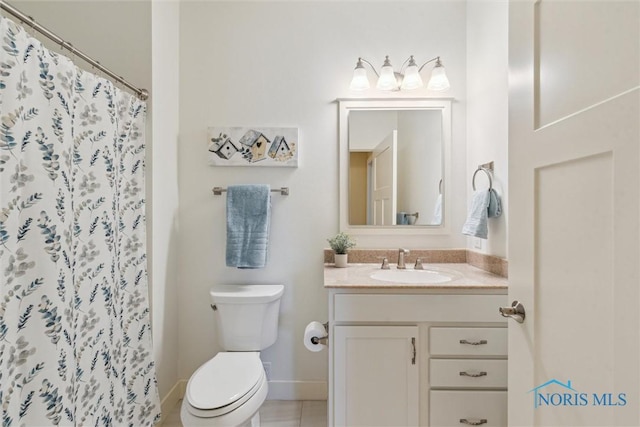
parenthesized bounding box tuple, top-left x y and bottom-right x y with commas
(181, 284, 284, 427)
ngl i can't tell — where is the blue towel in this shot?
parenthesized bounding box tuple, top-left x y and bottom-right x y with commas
(226, 184, 271, 268)
(488, 188, 502, 218)
(462, 190, 491, 239)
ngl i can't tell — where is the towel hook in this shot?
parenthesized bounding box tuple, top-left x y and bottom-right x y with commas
(472, 167, 493, 191)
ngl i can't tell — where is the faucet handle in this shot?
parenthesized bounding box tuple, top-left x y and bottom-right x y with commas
(414, 258, 424, 270)
(380, 257, 390, 270)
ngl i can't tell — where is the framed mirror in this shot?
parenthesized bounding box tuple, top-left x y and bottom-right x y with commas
(338, 98, 452, 235)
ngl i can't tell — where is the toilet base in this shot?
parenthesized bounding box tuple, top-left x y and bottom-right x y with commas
(180, 376, 268, 427)
(231, 411, 259, 427)
(248, 411, 260, 427)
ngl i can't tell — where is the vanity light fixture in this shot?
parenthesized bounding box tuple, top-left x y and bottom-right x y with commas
(349, 55, 450, 92)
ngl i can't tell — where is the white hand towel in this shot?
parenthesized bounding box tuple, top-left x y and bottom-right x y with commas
(431, 194, 443, 225)
(488, 188, 502, 218)
(462, 190, 491, 239)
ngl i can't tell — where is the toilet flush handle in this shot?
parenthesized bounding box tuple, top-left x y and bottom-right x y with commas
(211, 304, 217, 311)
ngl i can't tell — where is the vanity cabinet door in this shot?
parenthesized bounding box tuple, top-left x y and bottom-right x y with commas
(333, 326, 419, 427)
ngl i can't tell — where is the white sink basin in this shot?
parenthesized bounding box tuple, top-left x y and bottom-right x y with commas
(370, 268, 455, 284)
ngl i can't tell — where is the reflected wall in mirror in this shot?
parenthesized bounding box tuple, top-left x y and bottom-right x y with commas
(338, 98, 452, 236)
(348, 109, 443, 226)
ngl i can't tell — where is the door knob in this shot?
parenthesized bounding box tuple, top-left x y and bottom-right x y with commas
(499, 300, 525, 323)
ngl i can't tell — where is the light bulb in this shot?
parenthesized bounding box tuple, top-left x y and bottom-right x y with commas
(426, 60, 450, 91)
(350, 67, 370, 90)
(349, 59, 370, 90)
(400, 56, 423, 90)
(376, 56, 398, 91)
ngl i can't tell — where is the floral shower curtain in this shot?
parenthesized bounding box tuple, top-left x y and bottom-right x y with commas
(0, 16, 160, 426)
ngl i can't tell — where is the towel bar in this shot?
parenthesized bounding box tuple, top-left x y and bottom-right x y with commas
(472, 167, 493, 191)
(212, 186, 289, 196)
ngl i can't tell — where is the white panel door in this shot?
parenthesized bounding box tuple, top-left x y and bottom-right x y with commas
(333, 325, 418, 426)
(508, 1, 639, 426)
(369, 131, 397, 225)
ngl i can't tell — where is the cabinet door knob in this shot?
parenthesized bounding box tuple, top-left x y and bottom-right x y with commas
(460, 419, 487, 426)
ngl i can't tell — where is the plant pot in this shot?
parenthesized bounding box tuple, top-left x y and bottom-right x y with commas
(334, 253, 348, 268)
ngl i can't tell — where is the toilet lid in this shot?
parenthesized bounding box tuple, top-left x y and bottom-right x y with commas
(187, 352, 263, 410)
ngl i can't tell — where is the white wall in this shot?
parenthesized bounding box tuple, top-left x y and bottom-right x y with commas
(178, 1, 466, 398)
(348, 110, 398, 151)
(397, 110, 442, 225)
(466, 0, 509, 257)
(151, 1, 180, 403)
(9, 1, 151, 91)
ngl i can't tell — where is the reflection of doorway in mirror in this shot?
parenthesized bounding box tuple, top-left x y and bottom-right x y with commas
(349, 152, 368, 224)
(349, 151, 371, 225)
(348, 110, 442, 226)
(349, 130, 398, 226)
(369, 131, 397, 225)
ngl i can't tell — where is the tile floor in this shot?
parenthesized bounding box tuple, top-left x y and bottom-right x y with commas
(162, 399, 327, 427)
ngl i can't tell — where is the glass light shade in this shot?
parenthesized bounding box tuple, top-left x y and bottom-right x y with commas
(426, 64, 450, 91)
(400, 63, 423, 90)
(376, 63, 397, 91)
(350, 66, 370, 90)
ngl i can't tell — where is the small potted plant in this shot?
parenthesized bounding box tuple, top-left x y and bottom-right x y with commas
(327, 232, 356, 268)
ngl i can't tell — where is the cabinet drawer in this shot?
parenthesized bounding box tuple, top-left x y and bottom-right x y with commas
(430, 359, 507, 388)
(430, 391, 507, 427)
(430, 327, 507, 356)
(333, 295, 507, 323)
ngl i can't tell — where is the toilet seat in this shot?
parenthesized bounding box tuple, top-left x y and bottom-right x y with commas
(186, 352, 264, 418)
(180, 375, 268, 426)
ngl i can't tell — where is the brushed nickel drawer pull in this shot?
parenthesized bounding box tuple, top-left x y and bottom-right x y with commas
(460, 339, 487, 346)
(411, 337, 416, 365)
(459, 371, 488, 378)
(460, 418, 487, 425)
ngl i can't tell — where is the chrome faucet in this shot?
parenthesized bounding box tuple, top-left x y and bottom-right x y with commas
(397, 248, 410, 269)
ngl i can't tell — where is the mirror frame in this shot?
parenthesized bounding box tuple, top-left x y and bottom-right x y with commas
(338, 98, 452, 236)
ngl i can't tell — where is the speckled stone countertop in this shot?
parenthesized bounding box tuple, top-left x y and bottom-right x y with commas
(324, 249, 508, 277)
(324, 263, 508, 290)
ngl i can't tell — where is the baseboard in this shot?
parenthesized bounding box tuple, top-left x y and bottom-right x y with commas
(157, 380, 187, 425)
(266, 380, 327, 401)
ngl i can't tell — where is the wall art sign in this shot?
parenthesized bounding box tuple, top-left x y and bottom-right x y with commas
(208, 126, 298, 167)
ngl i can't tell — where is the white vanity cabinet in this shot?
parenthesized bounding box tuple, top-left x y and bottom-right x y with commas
(327, 289, 508, 427)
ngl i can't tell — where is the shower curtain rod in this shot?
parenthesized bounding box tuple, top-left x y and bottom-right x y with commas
(0, 0, 149, 101)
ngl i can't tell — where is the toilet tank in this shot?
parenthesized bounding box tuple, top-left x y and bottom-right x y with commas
(210, 284, 284, 351)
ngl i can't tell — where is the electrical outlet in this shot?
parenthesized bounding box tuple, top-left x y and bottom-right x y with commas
(262, 362, 272, 381)
(474, 238, 483, 250)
